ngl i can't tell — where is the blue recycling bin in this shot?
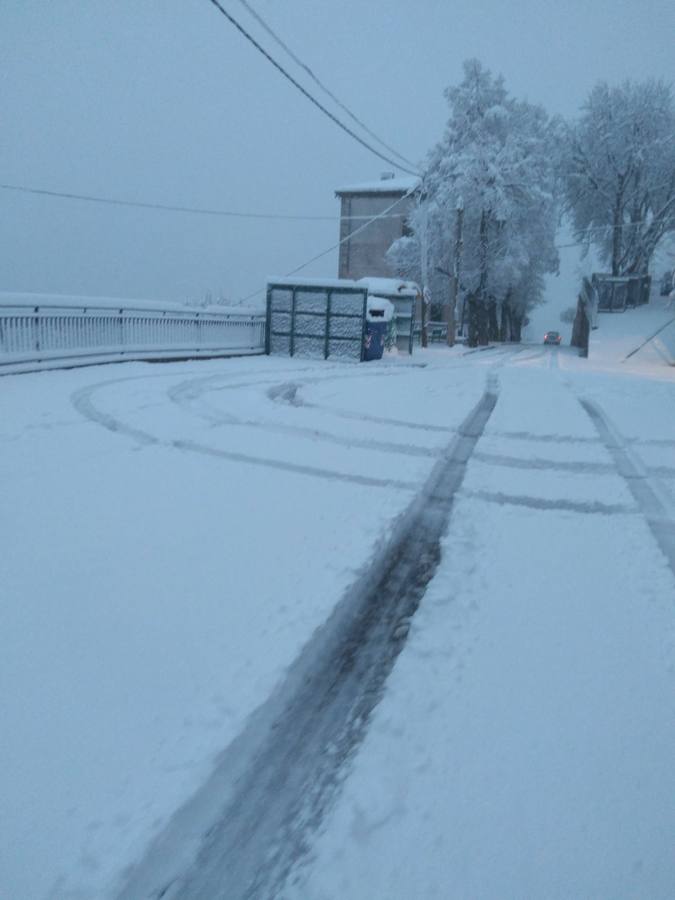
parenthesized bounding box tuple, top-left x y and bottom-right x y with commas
(363, 297, 394, 361)
(363, 320, 388, 360)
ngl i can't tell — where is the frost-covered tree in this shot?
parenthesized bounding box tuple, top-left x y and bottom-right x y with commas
(388, 60, 558, 346)
(561, 79, 675, 277)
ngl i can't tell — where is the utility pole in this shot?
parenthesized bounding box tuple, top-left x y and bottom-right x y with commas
(448, 199, 464, 347)
(420, 197, 429, 348)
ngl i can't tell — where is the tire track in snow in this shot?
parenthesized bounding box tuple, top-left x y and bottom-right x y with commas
(261, 346, 524, 434)
(472, 451, 615, 475)
(463, 488, 636, 516)
(579, 397, 675, 576)
(168, 376, 442, 459)
(547, 346, 560, 370)
(509, 349, 547, 365)
(71, 376, 418, 491)
(268, 379, 458, 434)
(116, 375, 501, 900)
(489, 429, 601, 445)
(171, 438, 418, 491)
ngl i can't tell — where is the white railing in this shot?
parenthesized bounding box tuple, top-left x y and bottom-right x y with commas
(0, 295, 266, 374)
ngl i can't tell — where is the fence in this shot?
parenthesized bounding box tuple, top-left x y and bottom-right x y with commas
(414, 320, 449, 344)
(0, 296, 266, 374)
(593, 274, 651, 312)
(266, 279, 368, 361)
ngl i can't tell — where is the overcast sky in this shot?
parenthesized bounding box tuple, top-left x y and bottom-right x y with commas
(1, 0, 673, 306)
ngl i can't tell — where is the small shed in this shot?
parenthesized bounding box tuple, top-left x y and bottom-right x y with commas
(265, 277, 406, 361)
(266, 278, 368, 360)
(357, 277, 419, 354)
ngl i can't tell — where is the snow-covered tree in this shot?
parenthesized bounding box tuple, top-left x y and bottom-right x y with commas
(561, 79, 675, 277)
(388, 60, 559, 346)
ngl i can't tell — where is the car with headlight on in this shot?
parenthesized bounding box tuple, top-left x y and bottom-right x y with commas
(543, 330, 562, 345)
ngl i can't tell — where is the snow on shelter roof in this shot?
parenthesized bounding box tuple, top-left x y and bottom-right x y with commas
(358, 277, 420, 296)
(335, 176, 421, 196)
(267, 277, 366, 291)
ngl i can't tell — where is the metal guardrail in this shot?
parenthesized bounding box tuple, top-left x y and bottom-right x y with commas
(0, 299, 266, 374)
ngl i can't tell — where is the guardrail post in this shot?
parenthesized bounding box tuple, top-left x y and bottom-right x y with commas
(265, 288, 272, 355)
(360, 292, 367, 362)
(290, 288, 297, 357)
(324, 290, 332, 359)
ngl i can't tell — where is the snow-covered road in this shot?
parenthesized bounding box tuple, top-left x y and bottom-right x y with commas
(1, 330, 675, 899)
(290, 352, 675, 900)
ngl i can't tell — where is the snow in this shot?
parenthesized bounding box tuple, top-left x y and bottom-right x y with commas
(266, 276, 364, 290)
(357, 277, 420, 297)
(288, 497, 675, 900)
(0, 354, 484, 899)
(366, 296, 395, 322)
(287, 349, 675, 900)
(334, 176, 420, 195)
(2, 310, 675, 899)
(0, 290, 253, 317)
(586, 296, 675, 371)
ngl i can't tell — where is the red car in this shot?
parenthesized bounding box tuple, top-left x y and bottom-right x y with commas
(544, 330, 562, 345)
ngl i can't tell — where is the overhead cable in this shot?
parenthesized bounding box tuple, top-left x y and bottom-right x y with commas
(204, 0, 421, 177)
(237, 198, 661, 303)
(0, 182, 406, 221)
(234, 0, 418, 172)
(238, 186, 417, 303)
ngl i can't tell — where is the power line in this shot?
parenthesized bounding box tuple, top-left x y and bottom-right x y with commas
(204, 0, 420, 177)
(236, 205, 664, 303)
(0, 182, 406, 221)
(6, 181, 656, 236)
(238, 186, 417, 303)
(9, 180, 659, 299)
(234, 0, 418, 172)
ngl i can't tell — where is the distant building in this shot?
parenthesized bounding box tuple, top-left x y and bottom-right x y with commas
(335, 173, 420, 280)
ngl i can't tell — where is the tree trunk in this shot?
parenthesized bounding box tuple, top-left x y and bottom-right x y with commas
(611, 174, 625, 277)
(476, 210, 490, 346)
(448, 204, 464, 348)
(488, 298, 500, 342)
(500, 292, 512, 341)
(511, 314, 523, 343)
(467, 293, 480, 347)
(477, 301, 489, 346)
(421, 289, 428, 348)
(445, 293, 455, 347)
